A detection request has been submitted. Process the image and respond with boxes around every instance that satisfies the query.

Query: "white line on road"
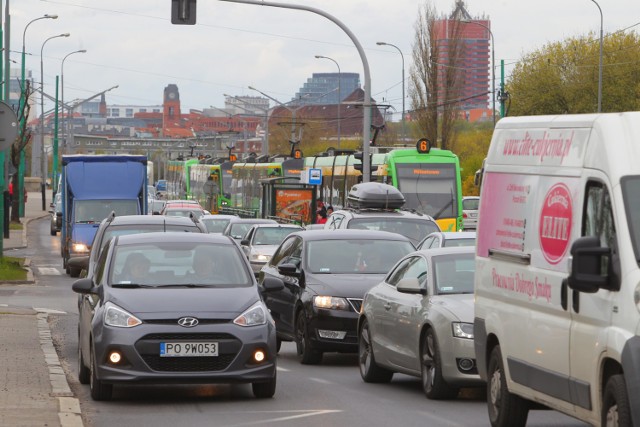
[225,410,342,427]
[309,377,331,384]
[276,366,290,372]
[38,267,62,275]
[34,308,67,315]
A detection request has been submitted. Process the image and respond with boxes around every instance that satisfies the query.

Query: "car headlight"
[104,302,142,328]
[72,242,89,253]
[234,301,267,327]
[313,296,350,311]
[251,253,271,262]
[452,322,474,339]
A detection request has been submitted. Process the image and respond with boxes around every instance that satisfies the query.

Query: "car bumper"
[306,308,359,353]
[438,335,483,387]
[93,321,277,385]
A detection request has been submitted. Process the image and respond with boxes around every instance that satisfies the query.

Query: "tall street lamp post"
[19,14,57,217]
[462,20,495,127]
[376,42,405,142]
[589,0,603,112]
[40,32,70,210]
[60,49,86,190]
[314,55,341,149]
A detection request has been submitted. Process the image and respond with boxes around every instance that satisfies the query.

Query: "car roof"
[103,214,201,226]
[430,231,477,239]
[228,218,278,224]
[115,231,233,246]
[247,223,303,230]
[288,229,413,242]
[332,208,436,220]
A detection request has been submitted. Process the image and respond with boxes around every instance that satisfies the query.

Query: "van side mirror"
[567,236,610,293]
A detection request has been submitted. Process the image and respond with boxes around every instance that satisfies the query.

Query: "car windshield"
[229,223,253,239]
[306,239,414,274]
[149,200,166,213]
[444,237,476,247]
[200,217,232,233]
[253,227,300,245]
[165,209,203,218]
[432,253,475,295]
[74,200,138,223]
[110,242,251,287]
[347,218,439,245]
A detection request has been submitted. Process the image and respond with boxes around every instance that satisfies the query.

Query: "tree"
[409,1,466,150]
[507,31,640,115]
[11,80,34,222]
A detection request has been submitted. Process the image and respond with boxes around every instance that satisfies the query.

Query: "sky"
[10,0,640,121]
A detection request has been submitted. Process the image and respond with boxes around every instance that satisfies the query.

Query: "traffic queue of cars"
[62,179,484,407]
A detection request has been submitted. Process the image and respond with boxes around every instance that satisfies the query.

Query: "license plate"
[470,213,477,218]
[160,342,218,357]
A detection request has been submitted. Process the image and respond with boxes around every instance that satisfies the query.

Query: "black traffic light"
[353,151,364,173]
[353,151,377,183]
[171,0,197,25]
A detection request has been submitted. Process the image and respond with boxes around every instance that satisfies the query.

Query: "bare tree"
[410,1,466,150]
[11,79,33,222]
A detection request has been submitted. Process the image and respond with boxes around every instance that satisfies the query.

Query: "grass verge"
[0,256,27,281]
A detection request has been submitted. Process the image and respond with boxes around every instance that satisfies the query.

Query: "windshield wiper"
[159,284,216,288]
[111,283,155,288]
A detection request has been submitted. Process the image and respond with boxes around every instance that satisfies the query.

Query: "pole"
[218,0,372,180]
[590,0,603,113]
[0,1,5,248]
[315,55,341,149]
[52,75,59,196]
[376,42,405,142]
[500,59,505,118]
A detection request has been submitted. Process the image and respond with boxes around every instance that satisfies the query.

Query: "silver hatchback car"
[358,246,483,399]
[462,196,480,230]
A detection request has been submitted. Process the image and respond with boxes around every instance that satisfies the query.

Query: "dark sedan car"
[73,232,282,401]
[258,229,415,364]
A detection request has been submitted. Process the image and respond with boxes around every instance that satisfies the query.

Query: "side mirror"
[72,278,96,294]
[397,277,427,295]
[68,256,90,271]
[240,239,250,246]
[567,236,610,293]
[277,263,299,277]
[261,276,284,292]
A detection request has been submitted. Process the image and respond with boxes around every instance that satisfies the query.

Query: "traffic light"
[171,0,197,25]
[353,151,364,173]
[353,152,377,183]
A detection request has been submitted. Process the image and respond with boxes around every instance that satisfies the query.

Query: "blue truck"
[61,155,148,277]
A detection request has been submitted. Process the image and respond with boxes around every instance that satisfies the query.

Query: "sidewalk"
[1,190,83,427]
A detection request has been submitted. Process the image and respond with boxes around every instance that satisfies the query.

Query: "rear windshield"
[253,227,301,245]
[347,218,439,245]
[463,198,479,210]
[201,217,232,233]
[306,239,414,274]
[99,224,202,254]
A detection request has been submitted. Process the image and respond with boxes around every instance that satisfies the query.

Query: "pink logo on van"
[539,184,572,264]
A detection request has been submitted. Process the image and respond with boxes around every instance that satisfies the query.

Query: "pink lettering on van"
[539,184,572,264]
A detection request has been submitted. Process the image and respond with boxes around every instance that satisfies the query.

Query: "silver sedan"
[358,246,483,399]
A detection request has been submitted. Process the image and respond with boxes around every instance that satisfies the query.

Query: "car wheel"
[69,267,81,278]
[50,222,57,236]
[358,319,393,383]
[89,346,113,401]
[421,328,459,400]
[602,374,631,427]
[77,330,90,385]
[252,372,276,398]
[487,345,528,427]
[295,310,322,365]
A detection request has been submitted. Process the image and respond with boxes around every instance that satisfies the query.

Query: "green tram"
[304,144,463,231]
[189,162,235,213]
[230,162,283,215]
[166,158,199,200]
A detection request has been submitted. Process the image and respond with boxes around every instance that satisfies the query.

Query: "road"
[4,218,589,427]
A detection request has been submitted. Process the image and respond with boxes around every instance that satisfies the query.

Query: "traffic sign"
[0,101,18,152]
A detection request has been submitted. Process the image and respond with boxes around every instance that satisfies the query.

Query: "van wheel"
[487,345,528,427]
[602,374,631,427]
[422,328,458,399]
[358,319,393,383]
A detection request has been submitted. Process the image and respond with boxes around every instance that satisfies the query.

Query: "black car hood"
[106,286,258,318]
[305,273,385,299]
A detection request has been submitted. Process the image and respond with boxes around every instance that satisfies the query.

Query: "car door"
[261,236,301,339]
[384,255,429,371]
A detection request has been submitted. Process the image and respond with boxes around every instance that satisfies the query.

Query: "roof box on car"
[347,182,405,209]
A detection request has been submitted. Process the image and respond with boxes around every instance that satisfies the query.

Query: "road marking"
[276,366,290,372]
[226,410,342,427]
[309,377,331,384]
[38,267,62,275]
[34,308,67,315]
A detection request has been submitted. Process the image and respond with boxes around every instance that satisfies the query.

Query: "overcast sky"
[11,0,640,120]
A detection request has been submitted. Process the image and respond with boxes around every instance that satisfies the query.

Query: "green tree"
[507,31,640,115]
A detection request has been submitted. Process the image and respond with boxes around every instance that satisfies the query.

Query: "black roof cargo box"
[347,182,405,209]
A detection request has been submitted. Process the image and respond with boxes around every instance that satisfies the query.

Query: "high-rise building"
[433,0,490,111]
[294,73,360,105]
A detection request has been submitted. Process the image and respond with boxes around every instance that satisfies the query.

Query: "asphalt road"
[6,218,590,427]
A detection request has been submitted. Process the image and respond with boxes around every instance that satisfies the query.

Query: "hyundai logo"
[177,317,199,328]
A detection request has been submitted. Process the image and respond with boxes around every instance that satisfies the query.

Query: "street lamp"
[58,49,86,193]
[314,55,341,149]
[461,20,495,127]
[39,32,70,210]
[376,42,405,142]
[589,0,603,112]
[19,14,57,217]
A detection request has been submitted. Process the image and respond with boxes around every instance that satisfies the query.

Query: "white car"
[240,223,304,275]
[461,196,479,230]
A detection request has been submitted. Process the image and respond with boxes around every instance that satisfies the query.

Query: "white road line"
[226,410,342,427]
[34,308,67,315]
[38,267,62,275]
[309,377,331,384]
[276,366,290,372]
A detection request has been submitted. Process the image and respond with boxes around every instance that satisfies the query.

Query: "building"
[433,0,491,112]
[294,72,360,105]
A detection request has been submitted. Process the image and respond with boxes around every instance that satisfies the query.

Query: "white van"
[474,112,640,427]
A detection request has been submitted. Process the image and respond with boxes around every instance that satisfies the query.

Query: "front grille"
[347,298,363,313]
[142,354,236,372]
[142,333,235,341]
[144,319,231,326]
